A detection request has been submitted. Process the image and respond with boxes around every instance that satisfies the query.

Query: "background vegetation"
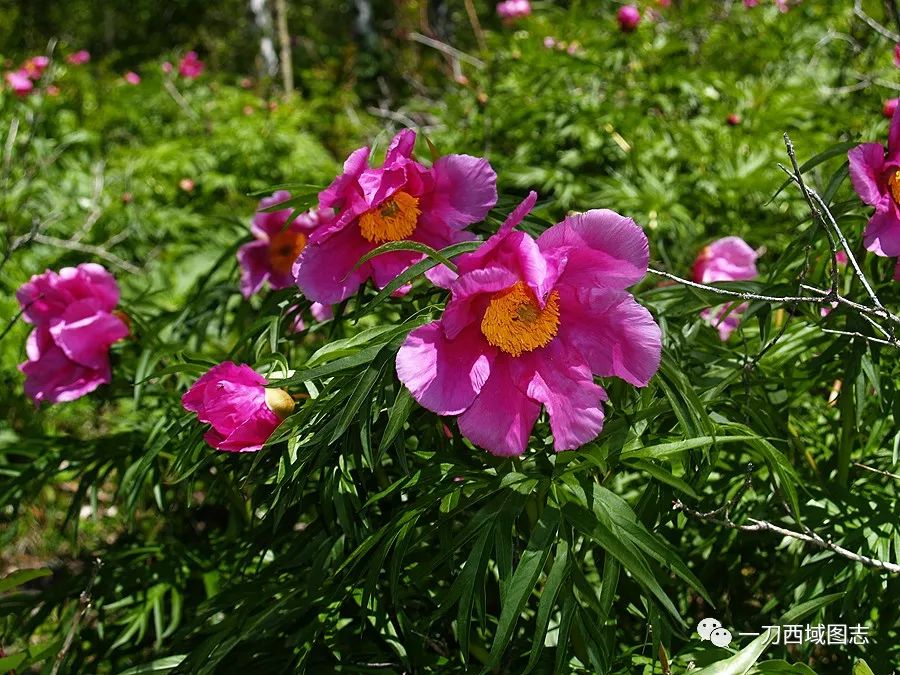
[2,1,900,673]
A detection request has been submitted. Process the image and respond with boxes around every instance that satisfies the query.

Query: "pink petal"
[702,303,746,341]
[215,406,281,452]
[457,356,541,457]
[849,143,887,206]
[385,128,417,164]
[455,192,537,276]
[424,154,498,229]
[293,223,373,304]
[397,321,496,415]
[514,342,608,451]
[537,209,649,290]
[443,266,519,339]
[693,236,758,283]
[252,190,294,237]
[48,302,129,369]
[20,343,110,404]
[182,362,267,413]
[371,250,422,290]
[237,240,272,298]
[319,145,370,210]
[557,288,662,387]
[864,201,900,257]
[310,302,333,322]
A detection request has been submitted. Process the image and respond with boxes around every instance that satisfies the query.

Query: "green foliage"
[2,2,900,674]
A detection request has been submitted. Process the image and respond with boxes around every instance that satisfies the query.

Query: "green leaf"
[852,660,876,675]
[117,655,188,674]
[488,507,560,665]
[350,239,466,275]
[525,538,570,673]
[0,567,51,593]
[381,387,414,450]
[690,630,776,675]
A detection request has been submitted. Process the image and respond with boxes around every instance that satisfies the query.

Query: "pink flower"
[726,113,741,126]
[16,264,129,404]
[182,362,294,452]
[238,191,334,297]
[657,0,671,6]
[46,85,60,97]
[294,128,498,304]
[395,192,661,457]
[849,106,900,258]
[67,50,91,66]
[617,5,641,31]
[162,61,174,74]
[744,0,760,6]
[6,70,33,96]
[885,98,900,119]
[23,56,49,80]
[894,45,900,68]
[179,51,205,79]
[543,36,556,49]
[124,71,141,85]
[179,178,195,192]
[289,302,334,333]
[692,236,758,340]
[496,0,532,21]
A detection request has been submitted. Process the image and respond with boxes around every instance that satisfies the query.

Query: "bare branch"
[408,32,486,69]
[30,233,140,274]
[854,0,900,42]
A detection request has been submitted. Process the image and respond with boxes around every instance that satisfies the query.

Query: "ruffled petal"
[537,209,649,290]
[425,154,498,229]
[215,406,281,452]
[557,288,661,387]
[20,343,110,404]
[49,303,129,369]
[182,362,267,414]
[513,341,608,452]
[294,223,373,304]
[237,240,272,298]
[458,356,541,457]
[863,200,900,257]
[319,145,370,210]
[385,128,417,164]
[455,192,537,276]
[397,321,496,415]
[849,143,887,207]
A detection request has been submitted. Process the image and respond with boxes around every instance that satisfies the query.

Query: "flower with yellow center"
[481,281,561,357]
[359,191,421,243]
[889,170,900,207]
[269,229,307,276]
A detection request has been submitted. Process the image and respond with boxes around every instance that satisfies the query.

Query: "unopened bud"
[265,387,295,419]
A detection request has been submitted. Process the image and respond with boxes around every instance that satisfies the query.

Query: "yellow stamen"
[269,229,307,275]
[480,281,560,357]
[359,191,420,243]
[889,170,900,206]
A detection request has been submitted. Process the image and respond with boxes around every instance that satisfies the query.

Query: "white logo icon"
[697,618,733,647]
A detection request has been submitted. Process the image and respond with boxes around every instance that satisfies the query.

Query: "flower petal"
[49,302,129,369]
[458,357,540,457]
[396,321,495,415]
[425,154,498,229]
[557,288,661,387]
[849,142,887,206]
[319,145,370,210]
[864,201,900,257]
[294,223,373,304]
[385,128,417,163]
[514,341,607,452]
[537,209,649,290]
[237,240,272,298]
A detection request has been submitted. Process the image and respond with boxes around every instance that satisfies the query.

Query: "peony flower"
[885,99,900,119]
[238,190,334,297]
[496,0,532,21]
[179,51,205,79]
[16,263,129,404]
[395,192,661,457]
[182,362,294,452]
[726,113,741,126]
[294,128,497,304]
[617,5,641,31]
[543,36,556,49]
[124,71,141,85]
[849,106,900,258]
[6,70,33,96]
[290,301,334,333]
[693,236,758,340]
[162,61,174,74]
[67,50,91,65]
[23,56,49,80]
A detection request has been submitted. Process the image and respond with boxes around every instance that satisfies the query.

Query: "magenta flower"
[496,0,532,21]
[23,56,49,80]
[16,264,129,404]
[6,70,33,96]
[848,107,900,258]
[395,192,661,457]
[179,51,205,79]
[237,191,334,298]
[617,5,641,31]
[294,128,497,304]
[182,362,294,452]
[124,71,141,85]
[693,236,758,340]
[67,50,91,65]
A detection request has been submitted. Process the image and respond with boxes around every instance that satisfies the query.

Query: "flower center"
[889,170,900,206]
[359,191,420,243]
[480,281,560,357]
[269,229,306,275]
